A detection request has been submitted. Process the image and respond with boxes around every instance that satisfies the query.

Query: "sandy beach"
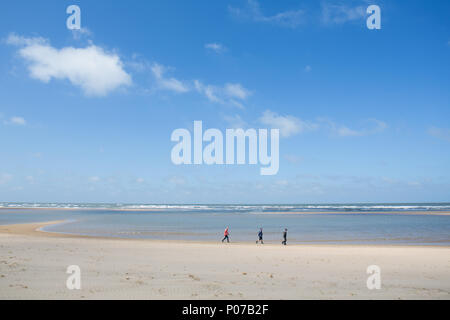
[0,221,448,300]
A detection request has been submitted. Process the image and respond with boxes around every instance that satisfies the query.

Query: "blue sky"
[0,0,449,204]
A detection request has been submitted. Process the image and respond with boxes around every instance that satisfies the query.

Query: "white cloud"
[320,118,387,137]
[223,114,248,129]
[259,110,318,137]
[194,80,220,102]
[0,173,13,184]
[229,100,246,109]
[321,3,366,24]
[229,0,304,28]
[336,126,361,137]
[428,126,450,142]
[257,113,386,138]
[205,43,226,53]
[123,54,250,105]
[7,34,131,96]
[168,175,187,186]
[224,83,251,100]
[6,34,47,46]
[151,63,189,93]
[89,176,100,182]
[7,116,26,126]
[344,119,387,136]
[71,27,92,40]
[194,80,250,108]
[204,86,221,102]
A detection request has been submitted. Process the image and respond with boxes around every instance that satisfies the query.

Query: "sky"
[0,0,449,204]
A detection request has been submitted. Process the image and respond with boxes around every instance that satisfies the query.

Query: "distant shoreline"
[0,207,162,212]
[255,211,450,216]
[1,207,450,215]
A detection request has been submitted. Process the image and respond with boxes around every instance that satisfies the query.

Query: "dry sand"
[0,221,449,299]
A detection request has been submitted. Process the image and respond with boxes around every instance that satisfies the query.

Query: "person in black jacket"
[256,228,264,244]
[282,228,288,245]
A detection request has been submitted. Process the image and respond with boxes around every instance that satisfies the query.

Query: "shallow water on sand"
[1,204,449,245]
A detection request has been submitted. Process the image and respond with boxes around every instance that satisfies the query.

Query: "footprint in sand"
[158,288,166,295]
[9,284,28,289]
[188,274,200,281]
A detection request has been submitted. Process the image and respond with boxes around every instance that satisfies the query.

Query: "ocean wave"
[1,202,450,212]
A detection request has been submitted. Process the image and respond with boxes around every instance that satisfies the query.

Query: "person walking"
[282,228,288,245]
[222,227,230,243]
[256,228,264,244]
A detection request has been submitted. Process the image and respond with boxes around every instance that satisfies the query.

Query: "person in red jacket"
[222,227,230,243]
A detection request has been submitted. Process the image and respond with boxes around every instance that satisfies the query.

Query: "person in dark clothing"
[256,228,264,244]
[282,228,288,245]
[222,227,230,243]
